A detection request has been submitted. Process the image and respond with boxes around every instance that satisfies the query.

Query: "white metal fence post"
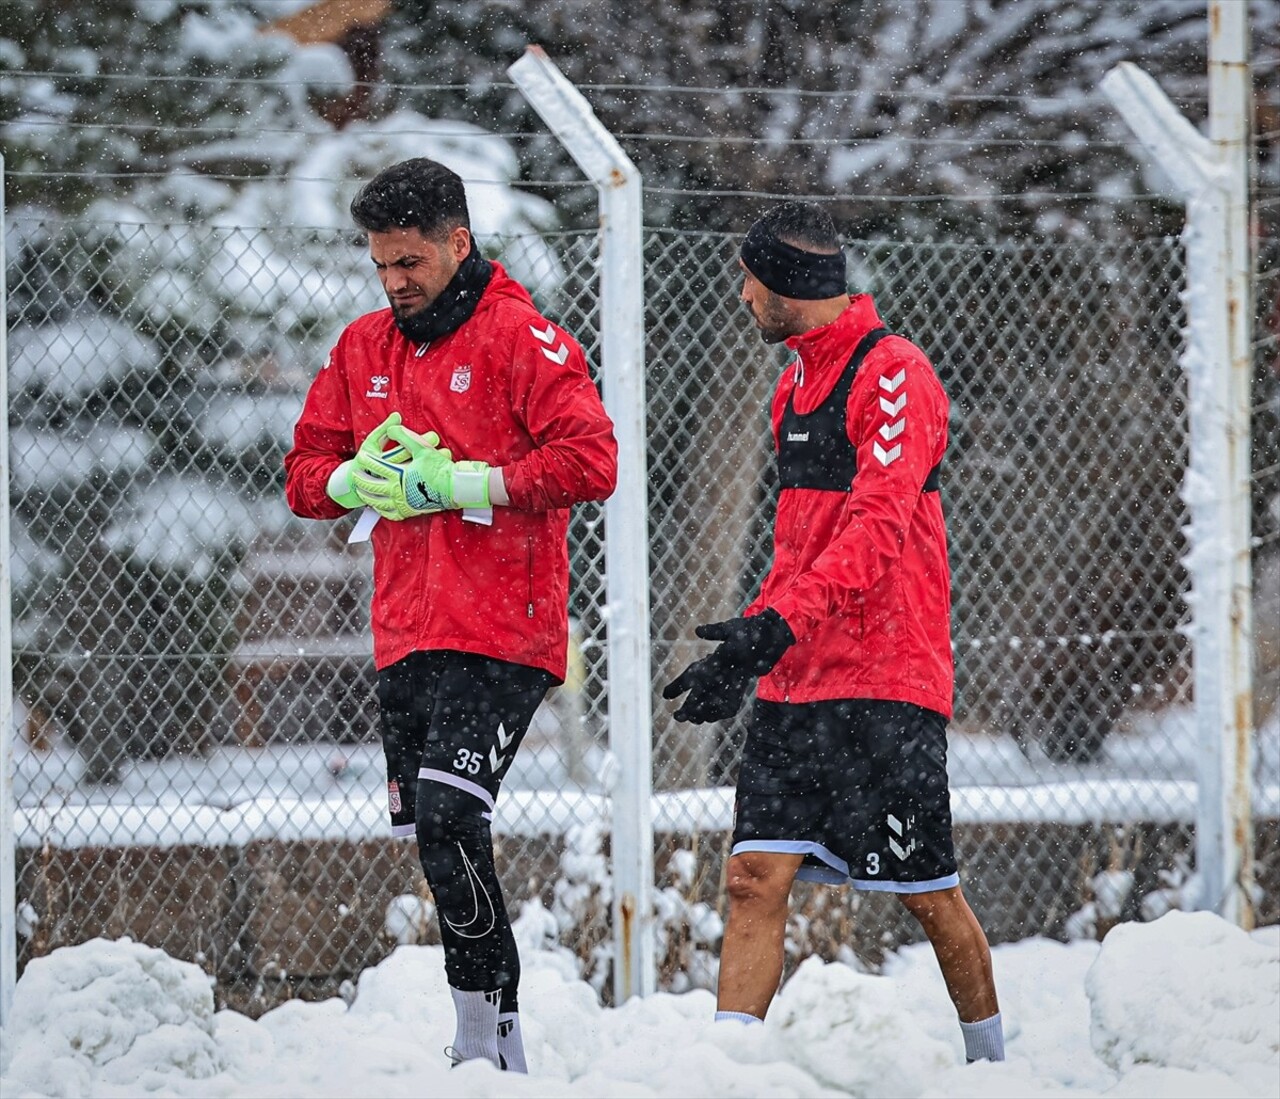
[507,47,656,998]
[1101,0,1254,925]
[1206,0,1256,930]
[1,151,18,1024]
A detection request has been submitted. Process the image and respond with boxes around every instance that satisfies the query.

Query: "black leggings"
[378,651,553,1009]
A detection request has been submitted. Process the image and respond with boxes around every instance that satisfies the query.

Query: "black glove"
[662,609,796,724]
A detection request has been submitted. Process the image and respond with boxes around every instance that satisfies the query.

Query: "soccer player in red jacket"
[664,201,1004,1063]
[285,158,617,1071]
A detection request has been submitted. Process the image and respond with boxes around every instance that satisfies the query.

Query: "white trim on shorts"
[418,767,496,812]
[731,839,851,884]
[732,839,959,893]
[391,822,417,839]
[853,872,960,893]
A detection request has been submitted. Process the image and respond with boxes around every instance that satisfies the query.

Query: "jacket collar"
[784,294,884,386]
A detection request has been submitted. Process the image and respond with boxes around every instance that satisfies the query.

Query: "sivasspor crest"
[387,781,402,814]
[450,364,472,393]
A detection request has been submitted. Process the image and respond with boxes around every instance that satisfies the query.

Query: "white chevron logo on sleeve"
[879,393,907,417]
[530,322,569,362]
[879,368,906,392]
[873,441,902,466]
[540,343,569,364]
[488,722,515,772]
[879,419,906,441]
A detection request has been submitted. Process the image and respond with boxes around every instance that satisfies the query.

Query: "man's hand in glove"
[347,412,455,521]
[327,412,421,512]
[662,608,796,724]
[379,420,491,511]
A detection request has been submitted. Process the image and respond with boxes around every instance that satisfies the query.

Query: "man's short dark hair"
[350,158,471,236]
[756,201,840,253]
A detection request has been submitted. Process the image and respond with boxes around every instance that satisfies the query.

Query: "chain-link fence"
[5,215,621,1004]
[6,211,1278,1008]
[643,229,1273,975]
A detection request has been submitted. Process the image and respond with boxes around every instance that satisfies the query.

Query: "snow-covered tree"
[383,0,1277,238]
[0,1,345,211]
[3,2,571,773]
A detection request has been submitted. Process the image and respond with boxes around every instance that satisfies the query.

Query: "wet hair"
[349,158,471,236]
[753,200,840,253]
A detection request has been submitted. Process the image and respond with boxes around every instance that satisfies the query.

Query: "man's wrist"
[488,467,509,507]
[326,460,363,509]
[450,461,491,508]
[747,607,797,674]
[763,604,800,642]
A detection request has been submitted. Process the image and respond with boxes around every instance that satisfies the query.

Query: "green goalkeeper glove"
[326,414,416,511]
[381,420,492,511]
[347,413,457,521]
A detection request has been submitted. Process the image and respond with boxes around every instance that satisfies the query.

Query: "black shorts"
[376,651,554,837]
[732,697,959,893]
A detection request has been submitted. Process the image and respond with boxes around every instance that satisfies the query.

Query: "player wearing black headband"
[664,201,1004,1063]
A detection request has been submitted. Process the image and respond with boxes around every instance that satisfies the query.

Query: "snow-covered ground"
[0,909,1275,1099]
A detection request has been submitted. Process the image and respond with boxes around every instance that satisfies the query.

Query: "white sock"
[714,1010,764,1025]
[449,987,501,1067]
[960,1012,1005,1062]
[497,1011,528,1073]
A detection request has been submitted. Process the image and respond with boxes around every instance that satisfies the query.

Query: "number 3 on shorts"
[453,748,482,776]
[866,852,881,876]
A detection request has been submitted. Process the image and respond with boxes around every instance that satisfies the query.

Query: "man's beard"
[392,243,493,345]
[756,322,791,345]
[751,300,799,344]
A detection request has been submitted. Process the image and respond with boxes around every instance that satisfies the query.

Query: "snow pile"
[582,990,827,1098]
[771,955,955,1096]
[1,914,1277,1097]
[383,891,435,946]
[1086,911,1280,1089]
[0,937,224,1095]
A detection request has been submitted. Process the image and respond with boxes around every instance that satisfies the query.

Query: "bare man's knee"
[725,855,792,909]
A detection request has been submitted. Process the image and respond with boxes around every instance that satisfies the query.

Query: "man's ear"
[450,225,472,261]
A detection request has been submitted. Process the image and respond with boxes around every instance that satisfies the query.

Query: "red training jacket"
[746,294,954,717]
[284,262,618,679]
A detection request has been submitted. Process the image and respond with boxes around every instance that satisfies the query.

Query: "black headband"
[740,221,847,299]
